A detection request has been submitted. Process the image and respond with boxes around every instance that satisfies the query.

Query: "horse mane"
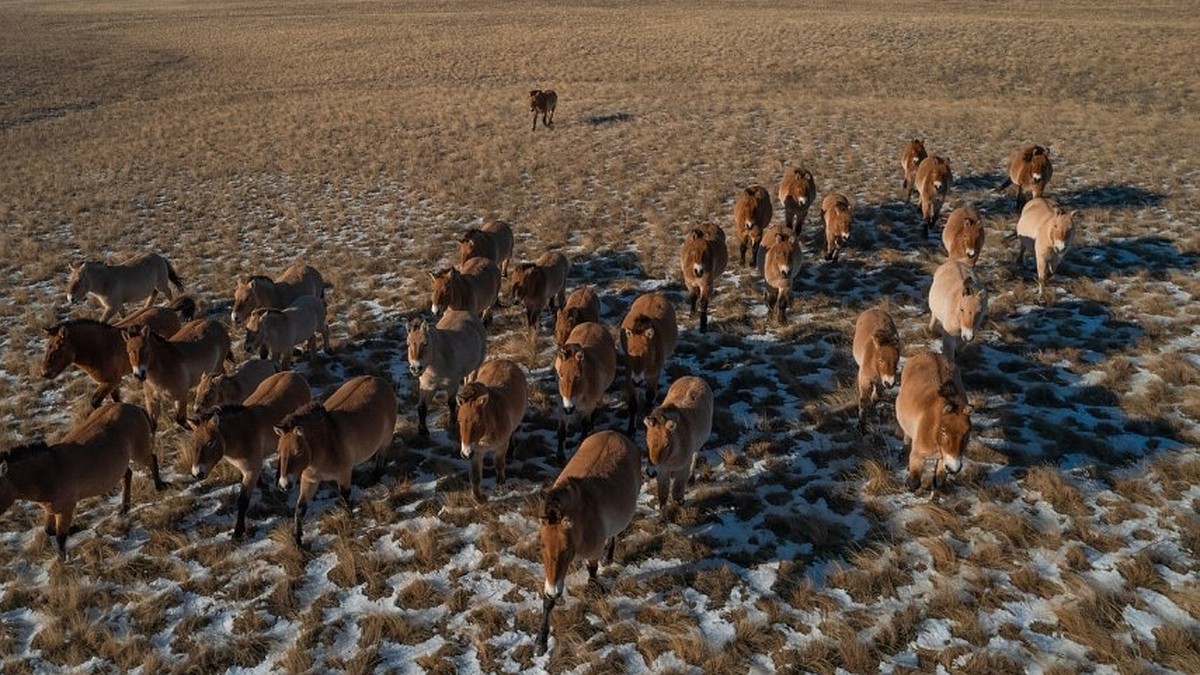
[245,274,274,284]
[628,315,656,333]
[542,478,581,524]
[278,401,328,429]
[199,403,249,421]
[2,442,52,464]
[50,318,115,331]
[456,381,488,403]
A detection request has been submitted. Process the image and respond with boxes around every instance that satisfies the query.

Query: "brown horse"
[620,292,678,436]
[896,351,971,492]
[231,262,326,325]
[733,185,774,267]
[429,257,502,323]
[124,320,232,429]
[66,253,184,322]
[510,251,570,329]
[407,310,487,437]
[762,229,802,323]
[275,375,398,547]
[900,139,928,203]
[459,220,515,277]
[554,286,601,347]
[680,224,728,333]
[536,430,640,655]
[195,358,279,412]
[0,403,162,559]
[189,371,311,538]
[852,308,901,432]
[820,193,853,262]
[243,295,331,368]
[554,322,617,463]
[914,155,953,238]
[530,89,557,130]
[996,144,1053,210]
[456,359,527,502]
[644,376,713,515]
[778,166,818,231]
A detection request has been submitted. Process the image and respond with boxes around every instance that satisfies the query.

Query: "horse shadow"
[801,257,928,306]
[1069,235,1197,279]
[954,171,1006,192]
[585,112,634,126]
[976,183,1166,220]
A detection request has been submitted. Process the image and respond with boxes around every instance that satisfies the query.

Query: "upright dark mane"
[199,403,249,422]
[278,401,328,429]
[456,381,488,403]
[245,274,274,285]
[2,442,52,464]
[50,318,116,331]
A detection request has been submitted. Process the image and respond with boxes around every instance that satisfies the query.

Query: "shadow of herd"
[4,121,1081,654]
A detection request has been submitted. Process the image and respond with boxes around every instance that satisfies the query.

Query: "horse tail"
[170,295,197,320]
[994,176,1013,194]
[136,402,157,435]
[166,261,185,292]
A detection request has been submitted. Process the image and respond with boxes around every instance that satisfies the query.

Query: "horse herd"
[0,135,1080,654]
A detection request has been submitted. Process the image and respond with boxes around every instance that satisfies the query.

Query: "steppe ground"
[1,0,1199,672]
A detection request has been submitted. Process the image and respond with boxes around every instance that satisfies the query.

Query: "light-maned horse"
[407,310,487,437]
[231,262,326,325]
[66,253,184,322]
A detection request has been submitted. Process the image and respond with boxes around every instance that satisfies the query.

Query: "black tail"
[994,177,1013,194]
[166,262,185,291]
[170,295,197,320]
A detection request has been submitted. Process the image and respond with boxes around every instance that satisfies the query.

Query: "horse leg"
[532,112,538,131]
[144,289,158,309]
[469,456,485,503]
[417,391,430,437]
[174,395,190,430]
[150,454,166,491]
[234,471,257,539]
[44,508,56,536]
[54,509,75,560]
[656,470,670,512]
[688,286,699,317]
[739,239,749,267]
[495,447,507,488]
[293,479,318,547]
[307,335,318,362]
[321,325,333,354]
[699,293,709,333]
[556,415,568,464]
[448,394,459,436]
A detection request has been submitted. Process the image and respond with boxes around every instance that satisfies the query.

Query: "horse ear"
[942,402,954,414]
[644,416,657,428]
[645,327,655,339]
[963,405,974,415]
[664,419,677,431]
[427,271,437,280]
[274,426,285,437]
[573,349,584,362]
[294,427,305,439]
[0,461,7,478]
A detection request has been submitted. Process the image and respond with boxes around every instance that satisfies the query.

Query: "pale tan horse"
[0,402,162,559]
[1015,197,1078,300]
[456,359,528,502]
[66,253,184,322]
[231,262,326,325]
[407,310,487,437]
[243,295,332,368]
[124,320,232,429]
[536,430,641,655]
[189,371,311,538]
[275,375,397,547]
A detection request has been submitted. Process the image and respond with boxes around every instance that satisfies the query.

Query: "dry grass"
[1,0,1198,671]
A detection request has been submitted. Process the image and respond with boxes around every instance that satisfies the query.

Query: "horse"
[1014,197,1078,300]
[554,322,617,463]
[458,220,515,277]
[761,229,802,323]
[900,139,928,203]
[123,320,232,429]
[852,308,901,432]
[429,257,501,323]
[66,253,184,322]
[456,359,528,502]
[0,403,162,559]
[510,251,570,329]
[243,295,331,368]
[230,262,326,325]
[996,144,1053,210]
[644,376,713,516]
[820,193,853,262]
[896,351,971,492]
[189,371,311,538]
[530,89,557,130]
[535,430,640,655]
[914,155,952,238]
[733,185,774,267]
[195,359,279,413]
[275,375,397,547]
[680,224,728,332]
[778,166,818,231]
[554,286,601,347]
[928,260,988,361]
[943,205,986,266]
[407,310,487,437]
[619,292,678,436]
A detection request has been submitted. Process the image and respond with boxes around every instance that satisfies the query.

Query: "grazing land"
[1,0,1198,672]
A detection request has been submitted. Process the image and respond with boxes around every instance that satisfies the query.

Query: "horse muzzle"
[882,376,896,388]
[460,443,475,459]
[960,329,975,343]
[561,397,576,415]
[409,363,423,377]
[544,579,564,599]
[278,476,290,491]
[192,464,208,480]
[944,456,963,474]
[1053,241,1066,253]
[133,367,148,381]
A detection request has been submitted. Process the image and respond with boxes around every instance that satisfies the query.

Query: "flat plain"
[1,0,1198,672]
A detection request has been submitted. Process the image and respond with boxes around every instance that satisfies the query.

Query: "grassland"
[1,0,1198,672]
